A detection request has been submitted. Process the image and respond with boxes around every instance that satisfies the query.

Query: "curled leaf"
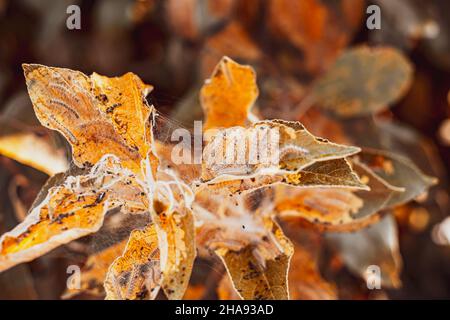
[151,204,196,300]
[202,120,361,180]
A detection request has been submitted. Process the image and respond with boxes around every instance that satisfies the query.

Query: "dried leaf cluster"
[0,55,437,300]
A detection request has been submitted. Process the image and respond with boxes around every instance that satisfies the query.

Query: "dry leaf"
[313,46,413,117]
[23,64,155,174]
[151,200,196,300]
[201,120,365,193]
[0,155,139,272]
[104,224,160,300]
[216,220,293,300]
[328,215,403,288]
[201,56,258,131]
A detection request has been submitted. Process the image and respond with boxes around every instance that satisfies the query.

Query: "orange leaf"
[201,56,258,131]
[23,64,156,174]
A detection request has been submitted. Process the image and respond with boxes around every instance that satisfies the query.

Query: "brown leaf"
[313,46,413,117]
[216,219,293,300]
[211,158,367,195]
[328,215,403,288]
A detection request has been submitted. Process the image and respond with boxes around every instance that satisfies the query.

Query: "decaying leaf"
[275,148,434,232]
[216,220,293,300]
[23,64,155,174]
[201,56,258,131]
[201,119,366,193]
[0,132,68,175]
[0,54,440,301]
[313,46,413,117]
[194,191,292,300]
[328,215,403,288]
[356,149,437,207]
[151,200,196,300]
[104,224,160,300]
[0,155,143,273]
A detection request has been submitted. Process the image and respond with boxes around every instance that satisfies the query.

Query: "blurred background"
[0,0,449,299]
